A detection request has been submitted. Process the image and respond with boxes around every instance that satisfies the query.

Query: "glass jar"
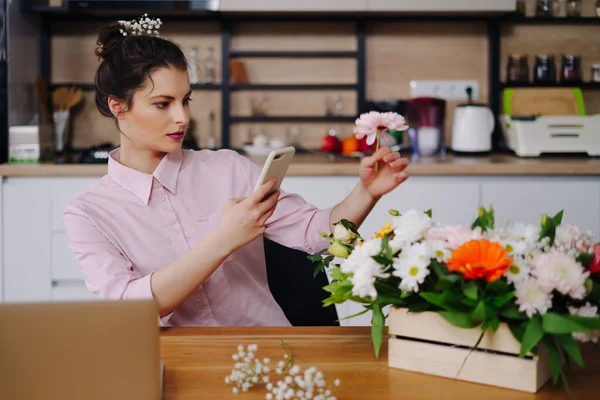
[516,0,527,16]
[566,0,582,17]
[507,54,530,83]
[552,0,566,17]
[591,65,600,82]
[534,55,557,83]
[561,55,582,83]
[536,0,553,16]
[596,0,600,17]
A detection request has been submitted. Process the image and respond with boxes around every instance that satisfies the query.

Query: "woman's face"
[116,66,192,154]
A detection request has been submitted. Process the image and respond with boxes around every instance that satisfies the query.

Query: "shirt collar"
[108,148,183,205]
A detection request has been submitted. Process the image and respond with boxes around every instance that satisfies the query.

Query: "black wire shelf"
[230,116,357,123]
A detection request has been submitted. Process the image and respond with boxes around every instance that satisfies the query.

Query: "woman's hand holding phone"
[216,178,279,253]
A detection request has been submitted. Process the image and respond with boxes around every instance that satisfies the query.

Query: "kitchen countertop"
[0,153,599,177]
[159,326,600,399]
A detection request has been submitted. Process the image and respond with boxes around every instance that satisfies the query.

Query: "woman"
[63,17,410,327]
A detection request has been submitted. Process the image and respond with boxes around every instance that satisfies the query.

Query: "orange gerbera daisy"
[447,238,512,282]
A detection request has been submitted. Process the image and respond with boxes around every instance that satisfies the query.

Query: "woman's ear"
[108,95,127,119]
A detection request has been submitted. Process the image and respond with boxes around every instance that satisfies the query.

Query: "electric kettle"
[451,87,495,153]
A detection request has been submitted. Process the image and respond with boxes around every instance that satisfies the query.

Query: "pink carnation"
[353,111,408,145]
[425,225,482,250]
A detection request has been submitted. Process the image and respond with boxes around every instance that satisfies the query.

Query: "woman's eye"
[154,102,169,109]
[184,97,193,105]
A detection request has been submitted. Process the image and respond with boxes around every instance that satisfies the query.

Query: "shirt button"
[173,229,179,235]
[161,195,167,202]
[198,302,207,310]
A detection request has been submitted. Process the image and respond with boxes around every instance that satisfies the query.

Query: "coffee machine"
[405,97,447,157]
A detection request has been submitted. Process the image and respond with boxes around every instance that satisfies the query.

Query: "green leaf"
[408,301,433,312]
[486,280,509,295]
[552,210,564,226]
[519,315,544,358]
[340,219,358,234]
[491,291,515,308]
[508,321,527,342]
[553,334,584,367]
[419,291,464,313]
[499,303,527,320]
[576,252,595,267]
[381,236,393,261]
[375,295,408,306]
[539,214,557,247]
[313,264,324,277]
[486,314,500,332]
[470,301,487,324]
[388,209,400,217]
[471,206,495,232]
[542,337,563,385]
[590,280,600,303]
[462,281,479,301]
[438,311,481,329]
[371,303,384,358]
[338,306,371,321]
[435,274,461,291]
[460,298,478,307]
[542,313,600,334]
[328,267,346,282]
[424,209,432,218]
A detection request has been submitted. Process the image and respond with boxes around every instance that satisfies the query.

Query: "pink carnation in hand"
[353,111,408,145]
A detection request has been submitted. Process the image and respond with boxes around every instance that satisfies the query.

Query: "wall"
[49,1,600,150]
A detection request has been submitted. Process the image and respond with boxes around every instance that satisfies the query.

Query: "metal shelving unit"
[16,4,600,160]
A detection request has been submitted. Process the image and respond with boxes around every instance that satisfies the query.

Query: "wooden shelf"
[230,116,356,123]
[501,82,600,89]
[229,51,358,58]
[229,84,357,91]
[50,83,222,91]
[501,15,600,24]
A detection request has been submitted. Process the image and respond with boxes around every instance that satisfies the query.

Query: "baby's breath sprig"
[225,341,341,399]
[118,13,162,37]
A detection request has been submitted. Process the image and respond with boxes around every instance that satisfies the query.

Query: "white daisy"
[388,209,433,251]
[423,238,452,263]
[392,242,431,293]
[514,279,553,318]
[505,255,532,284]
[531,250,589,299]
[568,303,600,343]
[340,238,389,301]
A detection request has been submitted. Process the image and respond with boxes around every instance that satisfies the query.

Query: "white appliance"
[451,103,495,153]
[501,114,600,157]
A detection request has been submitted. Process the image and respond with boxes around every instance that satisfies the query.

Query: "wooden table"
[160,327,600,399]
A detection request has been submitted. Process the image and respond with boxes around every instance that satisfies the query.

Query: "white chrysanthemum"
[425,224,482,250]
[568,303,600,343]
[388,209,433,251]
[531,250,589,299]
[340,238,389,300]
[505,255,532,284]
[554,224,596,256]
[392,242,431,293]
[423,239,452,263]
[514,279,553,318]
[486,225,538,257]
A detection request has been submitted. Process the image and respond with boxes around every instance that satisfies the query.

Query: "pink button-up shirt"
[63,148,332,326]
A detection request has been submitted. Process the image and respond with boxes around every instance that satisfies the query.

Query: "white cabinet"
[221,0,367,11]
[481,177,600,238]
[367,0,516,12]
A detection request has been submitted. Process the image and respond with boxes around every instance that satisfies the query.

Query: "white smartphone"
[253,146,296,195]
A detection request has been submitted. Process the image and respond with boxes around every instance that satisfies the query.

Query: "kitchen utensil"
[501,114,600,157]
[503,88,584,117]
[405,97,446,157]
[451,87,495,153]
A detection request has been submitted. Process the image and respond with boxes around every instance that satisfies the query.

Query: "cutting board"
[503,88,585,117]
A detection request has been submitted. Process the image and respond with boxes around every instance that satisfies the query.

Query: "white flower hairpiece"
[118,13,162,37]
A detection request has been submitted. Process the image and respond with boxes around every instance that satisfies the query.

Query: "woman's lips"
[167,132,184,141]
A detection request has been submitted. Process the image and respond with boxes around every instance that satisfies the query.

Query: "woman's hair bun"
[95,23,126,60]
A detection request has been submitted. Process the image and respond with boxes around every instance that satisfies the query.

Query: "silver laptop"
[0,299,162,400]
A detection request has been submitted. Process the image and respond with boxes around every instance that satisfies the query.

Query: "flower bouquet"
[310,207,600,392]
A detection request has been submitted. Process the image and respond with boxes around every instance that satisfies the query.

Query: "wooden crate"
[387,308,552,393]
